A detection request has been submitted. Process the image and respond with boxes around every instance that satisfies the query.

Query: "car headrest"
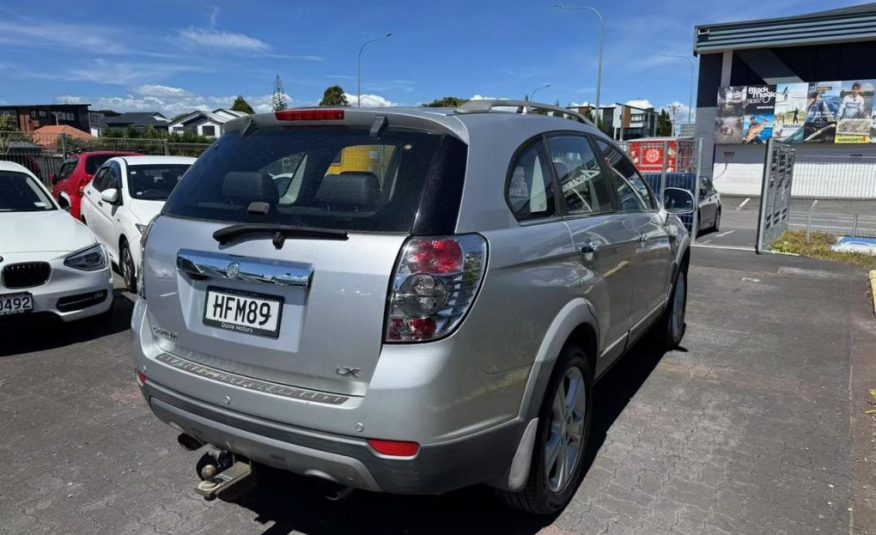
[221,171,279,206]
[315,172,380,206]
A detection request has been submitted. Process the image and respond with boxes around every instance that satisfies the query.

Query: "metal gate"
[756,139,795,253]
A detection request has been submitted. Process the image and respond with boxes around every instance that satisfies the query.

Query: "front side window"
[92,168,110,191]
[0,171,56,212]
[58,162,76,181]
[545,135,614,216]
[506,139,555,220]
[596,140,657,213]
[127,164,190,201]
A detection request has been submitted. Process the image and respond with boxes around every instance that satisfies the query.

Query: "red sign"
[627,140,679,173]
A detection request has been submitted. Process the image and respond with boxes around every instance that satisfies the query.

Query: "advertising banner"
[835,80,874,144]
[803,81,841,143]
[627,140,678,173]
[774,83,808,143]
[742,85,776,144]
[714,86,746,144]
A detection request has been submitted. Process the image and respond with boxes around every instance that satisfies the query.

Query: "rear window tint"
[162,127,445,233]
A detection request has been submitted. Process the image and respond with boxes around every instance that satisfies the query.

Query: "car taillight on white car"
[385,235,487,343]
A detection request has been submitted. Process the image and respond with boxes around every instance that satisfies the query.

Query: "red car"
[51,151,140,220]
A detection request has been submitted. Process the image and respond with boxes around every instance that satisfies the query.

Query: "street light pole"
[554,4,604,117]
[357,33,392,108]
[528,83,552,102]
[661,53,696,125]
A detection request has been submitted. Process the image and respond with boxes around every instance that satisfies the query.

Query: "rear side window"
[506,140,555,220]
[163,127,448,232]
[545,135,615,216]
[596,140,657,211]
[58,161,76,181]
[85,155,115,175]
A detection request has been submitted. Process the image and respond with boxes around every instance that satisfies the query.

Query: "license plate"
[0,292,33,316]
[203,287,283,338]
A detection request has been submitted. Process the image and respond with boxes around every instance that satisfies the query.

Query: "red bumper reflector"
[136,370,147,387]
[275,109,344,121]
[367,439,420,457]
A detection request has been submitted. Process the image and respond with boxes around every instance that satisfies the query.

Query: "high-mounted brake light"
[275,109,345,121]
[385,235,487,343]
[367,439,420,458]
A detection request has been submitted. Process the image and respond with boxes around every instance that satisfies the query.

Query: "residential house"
[103,112,170,134]
[32,125,95,151]
[168,109,248,139]
[0,104,91,134]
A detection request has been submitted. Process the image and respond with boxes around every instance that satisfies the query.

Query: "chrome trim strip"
[154,353,349,405]
[599,333,628,359]
[630,299,668,333]
[177,249,313,288]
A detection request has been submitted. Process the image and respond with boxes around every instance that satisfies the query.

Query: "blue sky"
[0,0,866,119]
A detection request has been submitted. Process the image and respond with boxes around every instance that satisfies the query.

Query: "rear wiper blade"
[213,223,349,249]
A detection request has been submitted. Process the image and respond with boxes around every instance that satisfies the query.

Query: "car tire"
[120,241,137,293]
[497,345,593,515]
[712,208,721,232]
[658,268,687,348]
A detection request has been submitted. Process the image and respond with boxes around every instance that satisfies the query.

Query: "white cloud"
[59,90,293,117]
[661,101,695,128]
[569,101,593,108]
[177,27,270,52]
[344,93,397,107]
[470,94,500,101]
[67,59,204,85]
[0,20,128,54]
[136,85,191,97]
[625,99,655,110]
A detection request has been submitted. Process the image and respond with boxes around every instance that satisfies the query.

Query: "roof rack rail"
[456,100,594,126]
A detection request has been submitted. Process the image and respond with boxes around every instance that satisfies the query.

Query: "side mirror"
[664,187,695,214]
[100,188,120,205]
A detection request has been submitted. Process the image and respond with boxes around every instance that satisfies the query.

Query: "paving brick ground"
[1,248,874,534]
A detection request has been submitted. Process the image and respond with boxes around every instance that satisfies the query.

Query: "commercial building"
[693,4,876,197]
[573,104,658,140]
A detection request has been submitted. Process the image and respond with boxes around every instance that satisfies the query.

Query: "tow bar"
[194,449,254,500]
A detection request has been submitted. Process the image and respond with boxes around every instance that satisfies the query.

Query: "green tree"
[319,85,349,107]
[0,113,15,132]
[422,96,468,108]
[143,125,161,139]
[271,75,288,111]
[657,109,673,137]
[124,125,140,139]
[231,96,255,114]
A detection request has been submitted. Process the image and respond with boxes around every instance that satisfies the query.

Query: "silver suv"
[131,101,691,515]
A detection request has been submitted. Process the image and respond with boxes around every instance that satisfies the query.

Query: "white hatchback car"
[0,161,113,322]
[82,156,195,292]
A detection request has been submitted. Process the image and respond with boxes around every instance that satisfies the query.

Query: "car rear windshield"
[0,171,56,212]
[162,126,446,232]
[127,164,190,201]
[86,155,116,175]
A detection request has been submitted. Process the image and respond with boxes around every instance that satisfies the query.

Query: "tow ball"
[194,448,253,500]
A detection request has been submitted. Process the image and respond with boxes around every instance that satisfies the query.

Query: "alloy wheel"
[544,366,587,493]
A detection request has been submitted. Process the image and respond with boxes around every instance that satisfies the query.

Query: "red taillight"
[385,235,487,343]
[136,370,147,387]
[406,239,463,274]
[275,109,344,121]
[367,439,420,458]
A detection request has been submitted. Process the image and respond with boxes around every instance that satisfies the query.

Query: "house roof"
[169,108,245,126]
[104,112,169,128]
[694,3,876,54]
[33,125,95,140]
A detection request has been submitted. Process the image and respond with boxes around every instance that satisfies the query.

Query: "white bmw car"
[0,161,113,321]
[81,156,195,292]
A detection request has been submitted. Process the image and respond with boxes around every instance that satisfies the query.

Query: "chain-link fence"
[618,138,704,235]
[788,154,876,238]
[0,132,211,185]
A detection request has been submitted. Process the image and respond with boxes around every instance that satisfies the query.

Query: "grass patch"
[771,231,876,269]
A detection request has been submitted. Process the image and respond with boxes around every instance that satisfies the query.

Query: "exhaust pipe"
[177,433,205,451]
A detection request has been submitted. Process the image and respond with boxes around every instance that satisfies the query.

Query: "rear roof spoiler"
[456,100,595,126]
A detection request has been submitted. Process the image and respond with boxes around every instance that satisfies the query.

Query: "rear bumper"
[141,378,524,495]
